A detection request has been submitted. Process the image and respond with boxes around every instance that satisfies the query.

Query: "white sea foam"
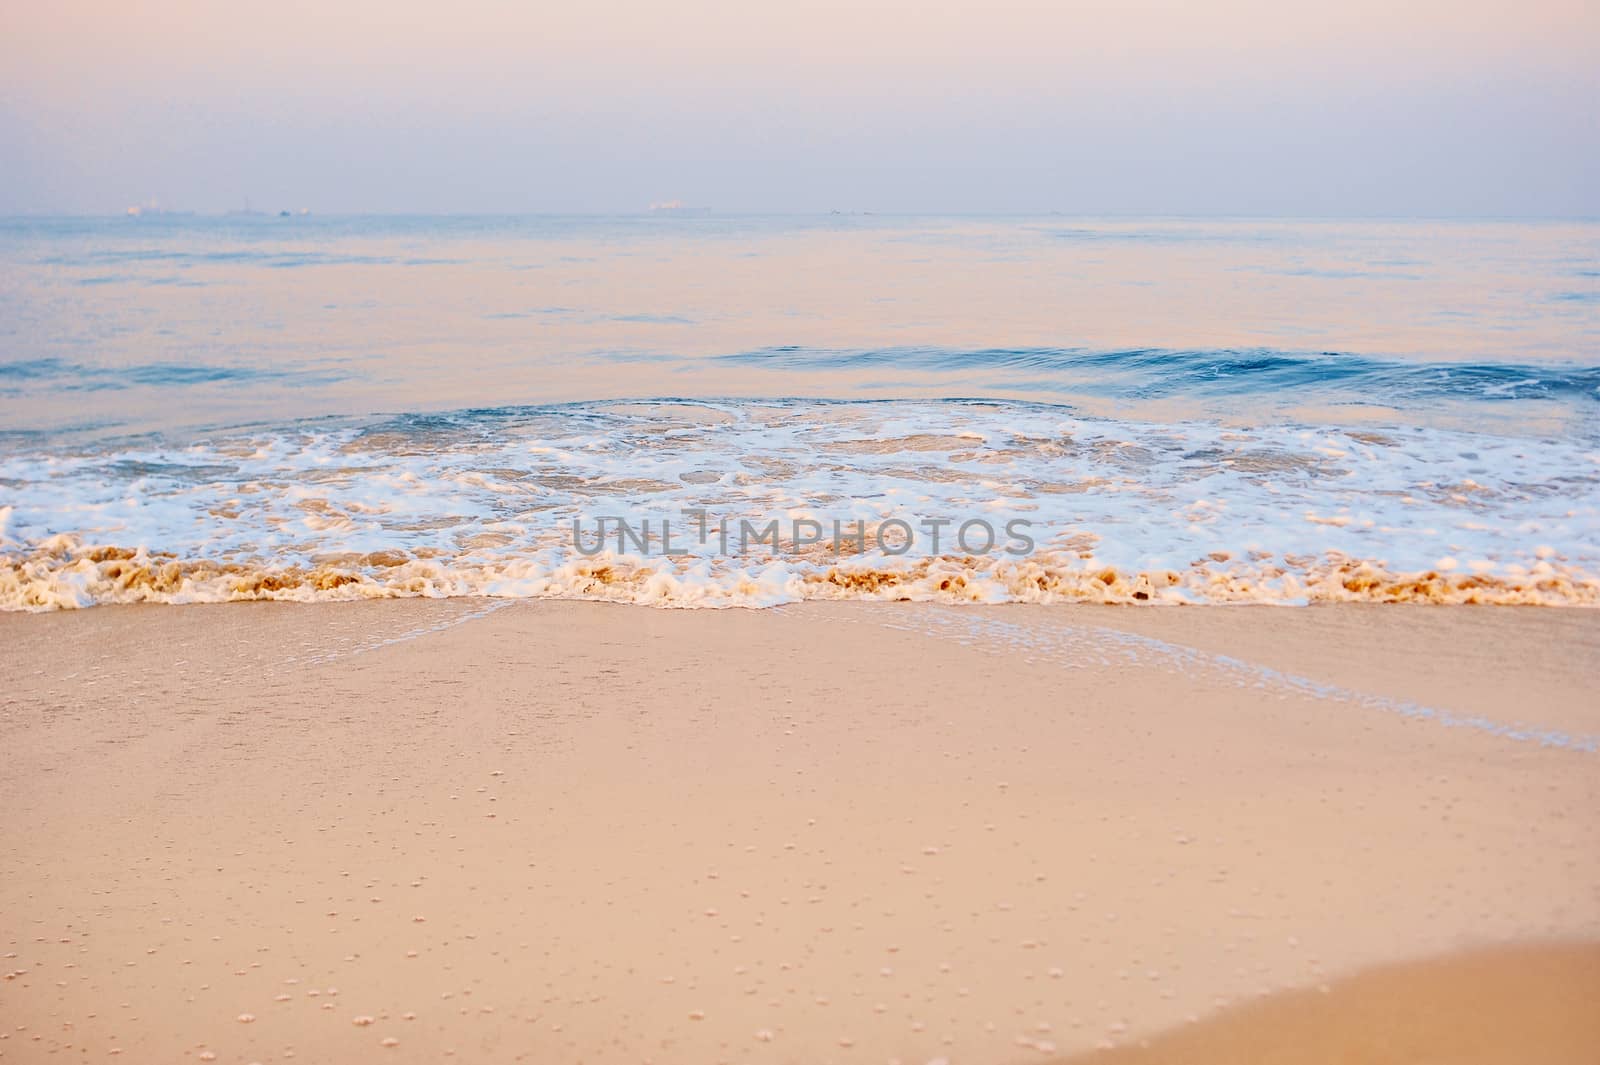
[2,400,1597,609]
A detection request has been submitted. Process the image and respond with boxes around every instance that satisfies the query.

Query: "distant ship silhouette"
[124,199,192,217]
[649,201,710,216]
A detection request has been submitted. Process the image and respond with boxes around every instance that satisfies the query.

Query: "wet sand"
[1061,941,1600,1065]
[1,601,1597,1063]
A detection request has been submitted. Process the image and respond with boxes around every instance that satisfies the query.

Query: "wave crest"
[5,539,1595,611]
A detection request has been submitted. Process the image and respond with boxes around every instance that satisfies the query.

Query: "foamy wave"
[3,399,1597,610]
[4,538,1596,611]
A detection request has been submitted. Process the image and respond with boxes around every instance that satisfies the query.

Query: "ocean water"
[1,214,1596,609]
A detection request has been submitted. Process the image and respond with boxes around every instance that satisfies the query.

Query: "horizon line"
[3,209,1599,224]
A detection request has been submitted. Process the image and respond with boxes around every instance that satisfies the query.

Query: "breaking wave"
[2,398,1597,610]
[721,346,1600,405]
[3,539,1596,610]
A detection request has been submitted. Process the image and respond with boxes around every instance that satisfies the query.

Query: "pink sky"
[3,0,1596,214]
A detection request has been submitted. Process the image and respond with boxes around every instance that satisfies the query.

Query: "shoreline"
[6,543,1599,612]
[3,600,1596,1062]
[1059,940,1600,1065]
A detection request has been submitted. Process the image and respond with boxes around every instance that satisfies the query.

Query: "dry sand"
[1,601,1597,1064]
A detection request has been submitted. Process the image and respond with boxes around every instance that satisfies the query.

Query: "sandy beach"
[2,601,1596,1064]
[8,0,1598,1058]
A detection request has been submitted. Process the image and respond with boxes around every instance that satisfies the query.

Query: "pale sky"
[2,0,1596,216]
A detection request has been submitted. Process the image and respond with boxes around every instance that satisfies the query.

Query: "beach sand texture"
[2,601,1596,1063]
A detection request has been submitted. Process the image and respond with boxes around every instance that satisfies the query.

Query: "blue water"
[2,213,1596,439]
[721,345,1600,404]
